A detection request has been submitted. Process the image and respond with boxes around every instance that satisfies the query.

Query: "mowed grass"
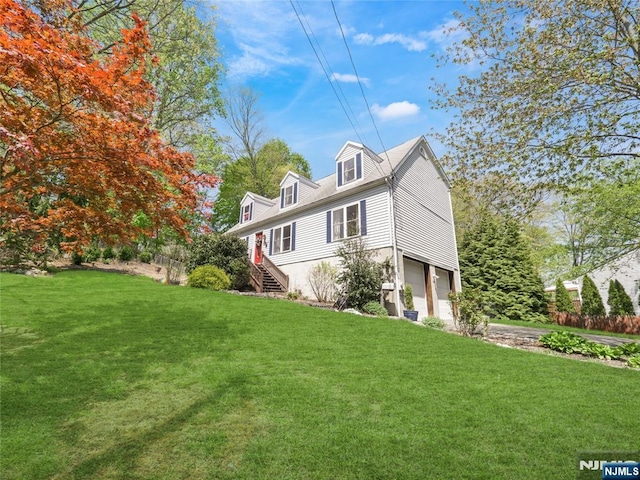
[1,271,638,480]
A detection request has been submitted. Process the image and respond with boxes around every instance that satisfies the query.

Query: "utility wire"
[289,0,366,147]
[330,0,394,173]
[294,1,369,147]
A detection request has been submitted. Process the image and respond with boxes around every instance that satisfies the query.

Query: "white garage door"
[403,258,427,321]
[435,267,453,321]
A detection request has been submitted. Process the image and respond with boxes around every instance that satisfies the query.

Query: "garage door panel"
[403,258,427,320]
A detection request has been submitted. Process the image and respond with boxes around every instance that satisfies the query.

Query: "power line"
[294,1,369,147]
[330,0,394,173]
[289,0,366,147]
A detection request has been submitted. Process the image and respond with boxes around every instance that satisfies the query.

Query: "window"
[343,157,356,183]
[281,183,298,208]
[242,203,252,222]
[284,185,294,206]
[337,152,362,187]
[327,200,367,243]
[272,223,294,254]
[332,203,359,241]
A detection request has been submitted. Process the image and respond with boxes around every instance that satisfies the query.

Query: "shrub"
[608,280,635,316]
[138,251,153,264]
[538,331,588,354]
[187,265,231,291]
[307,261,338,303]
[403,284,415,311]
[102,246,115,261]
[627,355,640,369]
[186,234,250,290]
[287,290,303,301]
[118,245,135,261]
[335,238,383,311]
[362,301,388,317]
[422,316,445,330]
[83,244,101,263]
[612,342,640,357]
[581,275,605,315]
[554,279,576,313]
[71,251,83,265]
[450,289,488,336]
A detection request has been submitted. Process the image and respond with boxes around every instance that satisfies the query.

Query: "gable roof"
[228,136,446,234]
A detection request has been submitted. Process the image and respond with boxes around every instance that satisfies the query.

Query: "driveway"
[487,323,634,347]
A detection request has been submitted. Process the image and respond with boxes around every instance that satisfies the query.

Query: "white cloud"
[353,32,374,45]
[371,101,420,120]
[424,19,468,48]
[331,72,370,87]
[353,32,427,52]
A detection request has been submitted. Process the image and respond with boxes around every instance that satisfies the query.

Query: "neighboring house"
[227,136,461,321]
[576,250,640,315]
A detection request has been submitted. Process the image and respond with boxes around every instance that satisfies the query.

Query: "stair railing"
[248,261,263,293]
[262,254,289,291]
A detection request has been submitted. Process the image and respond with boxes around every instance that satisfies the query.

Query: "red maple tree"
[0,0,217,264]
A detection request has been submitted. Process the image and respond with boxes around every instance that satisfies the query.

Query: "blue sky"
[211,0,470,180]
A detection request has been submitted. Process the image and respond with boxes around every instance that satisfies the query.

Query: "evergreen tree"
[580,275,605,316]
[554,279,576,313]
[608,280,635,316]
[458,212,548,322]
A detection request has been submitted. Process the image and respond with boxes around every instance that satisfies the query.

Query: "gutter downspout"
[386,175,402,314]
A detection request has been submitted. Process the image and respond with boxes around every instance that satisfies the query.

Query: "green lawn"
[1,271,638,480]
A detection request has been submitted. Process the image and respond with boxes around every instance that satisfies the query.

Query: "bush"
[138,251,153,264]
[450,289,489,336]
[627,355,640,369]
[336,238,383,311]
[608,280,635,316]
[102,246,115,261]
[539,331,588,354]
[287,290,302,301]
[554,279,576,313]
[403,284,415,311]
[187,265,231,291]
[71,251,83,265]
[362,301,388,317]
[422,316,445,329]
[307,261,338,303]
[186,234,250,290]
[581,275,605,315]
[118,245,135,261]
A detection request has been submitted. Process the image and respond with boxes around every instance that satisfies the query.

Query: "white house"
[227,136,461,321]
[576,250,640,314]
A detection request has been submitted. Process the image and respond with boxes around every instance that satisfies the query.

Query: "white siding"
[394,148,459,273]
[238,184,392,268]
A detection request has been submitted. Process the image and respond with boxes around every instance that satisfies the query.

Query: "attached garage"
[434,267,453,321]
[403,258,428,321]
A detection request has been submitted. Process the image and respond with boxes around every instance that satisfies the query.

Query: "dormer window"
[284,185,294,206]
[280,182,298,208]
[240,202,252,223]
[337,152,362,187]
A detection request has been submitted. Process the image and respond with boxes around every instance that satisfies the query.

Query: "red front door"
[254,232,263,264]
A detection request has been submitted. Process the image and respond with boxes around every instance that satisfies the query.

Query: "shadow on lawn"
[67,371,257,479]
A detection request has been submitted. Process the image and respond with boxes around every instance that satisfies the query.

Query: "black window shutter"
[293,182,298,204]
[326,210,332,243]
[280,189,285,208]
[291,222,296,251]
[249,202,253,220]
[360,199,367,236]
[337,162,343,187]
[269,229,273,256]
[356,153,362,179]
